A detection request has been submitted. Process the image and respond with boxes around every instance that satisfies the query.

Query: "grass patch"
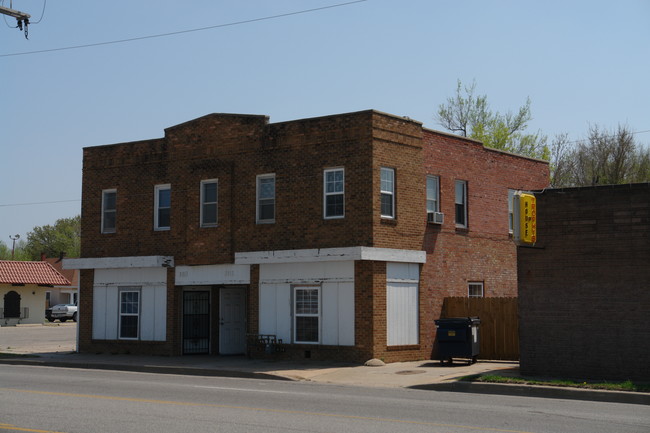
[460,374,650,393]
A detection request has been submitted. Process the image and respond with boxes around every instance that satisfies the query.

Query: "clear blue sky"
[1,0,649,244]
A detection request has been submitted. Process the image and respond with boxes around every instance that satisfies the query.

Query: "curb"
[0,358,294,382]
[409,381,650,406]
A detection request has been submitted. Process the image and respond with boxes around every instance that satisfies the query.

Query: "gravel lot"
[0,323,77,354]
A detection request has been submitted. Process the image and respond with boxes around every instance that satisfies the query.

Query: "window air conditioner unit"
[427,211,444,224]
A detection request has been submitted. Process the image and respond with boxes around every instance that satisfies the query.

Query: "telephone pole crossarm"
[0,5,30,20]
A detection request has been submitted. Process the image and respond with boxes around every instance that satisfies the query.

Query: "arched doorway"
[4,290,20,319]
[3,291,21,318]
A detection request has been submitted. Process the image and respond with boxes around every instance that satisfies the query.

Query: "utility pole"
[9,234,20,260]
[0,4,31,38]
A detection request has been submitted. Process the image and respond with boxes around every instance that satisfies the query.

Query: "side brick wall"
[420,130,549,360]
[518,183,650,380]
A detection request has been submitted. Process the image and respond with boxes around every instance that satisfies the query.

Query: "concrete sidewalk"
[0,351,648,405]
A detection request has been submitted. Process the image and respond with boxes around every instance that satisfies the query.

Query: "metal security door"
[219,288,246,355]
[183,291,210,354]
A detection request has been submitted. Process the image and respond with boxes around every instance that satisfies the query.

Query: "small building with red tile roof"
[0,260,71,325]
[44,256,79,309]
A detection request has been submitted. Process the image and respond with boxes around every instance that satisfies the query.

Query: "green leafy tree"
[437,80,549,160]
[24,215,81,260]
[0,239,31,260]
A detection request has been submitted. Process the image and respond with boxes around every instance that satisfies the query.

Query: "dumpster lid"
[435,316,480,325]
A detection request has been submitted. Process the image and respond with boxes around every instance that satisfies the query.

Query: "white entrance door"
[219,288,246,355]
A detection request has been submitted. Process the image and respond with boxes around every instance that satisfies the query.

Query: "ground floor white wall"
[92,268,167,341]
[258,261,355,346]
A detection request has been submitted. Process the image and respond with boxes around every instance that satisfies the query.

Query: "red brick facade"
[75,110,549,361]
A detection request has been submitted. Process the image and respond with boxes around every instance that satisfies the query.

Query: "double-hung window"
[154,184,171,230]
[426,176,439,214]
[324,168,344,219]
[294,286,320,344]
[101,189,116,233]
[468,282,484,298]
[380,167,395,219]
[200,180,218,227]
[119,288,140,339]
[257,174,275,223]
[455,180,467,228]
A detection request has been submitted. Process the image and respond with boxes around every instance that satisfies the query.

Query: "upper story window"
[455,180,467,228]
[508,189,516,234]
[324,168,344,219]
[257,174,275,223]
[154,184,171,231]
[468,282,484,298]
[201,180,218,227]
[380,167,395,219]
[426,176,440,213]
[101,189,116,234]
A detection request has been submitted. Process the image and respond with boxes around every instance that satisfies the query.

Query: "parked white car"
[48,304,77,322]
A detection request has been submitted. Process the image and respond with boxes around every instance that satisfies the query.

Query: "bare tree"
[550,125,650,187]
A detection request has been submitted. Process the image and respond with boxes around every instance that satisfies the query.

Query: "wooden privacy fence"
[441,297,519,360]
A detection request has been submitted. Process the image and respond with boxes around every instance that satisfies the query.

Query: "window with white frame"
[294,286,320,344]
[324,168,344,219]
[154,184,171,230]
[508,189,515,234]
[455,180,467,227]
[200,180,218,227]
[380,167,395,218]
[468,282,484,298]
[426,176,439,214]
[101,189,116,233]
[256,174,275,223]
[119,288,140,339]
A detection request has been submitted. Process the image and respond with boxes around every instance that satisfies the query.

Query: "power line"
[0,199,80,207]
[558,128,650,146]
[0,0,367,58]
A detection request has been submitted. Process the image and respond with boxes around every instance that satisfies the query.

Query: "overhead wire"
[555,128,650,147]
[29,0,47,24]
[0,0,367,58]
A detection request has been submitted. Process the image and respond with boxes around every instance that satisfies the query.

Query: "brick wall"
[82,111,430,263]
[420,130,549,360]
[78,110,550,361]
[518,183,650,380]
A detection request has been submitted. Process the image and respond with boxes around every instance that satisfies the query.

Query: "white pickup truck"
[48,304,78,322]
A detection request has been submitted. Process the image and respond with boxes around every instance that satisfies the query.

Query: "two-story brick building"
[65,110,549,362]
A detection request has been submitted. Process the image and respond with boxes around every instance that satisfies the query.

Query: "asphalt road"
[1,364,648,433]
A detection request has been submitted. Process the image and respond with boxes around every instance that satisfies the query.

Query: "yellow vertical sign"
[519,193,537,244]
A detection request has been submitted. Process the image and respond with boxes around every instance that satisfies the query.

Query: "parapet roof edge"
[165,112,270,132]
[86,110,428,150]
[268,109,424,127]
[536,182,650,194]
[422,126,549,164]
